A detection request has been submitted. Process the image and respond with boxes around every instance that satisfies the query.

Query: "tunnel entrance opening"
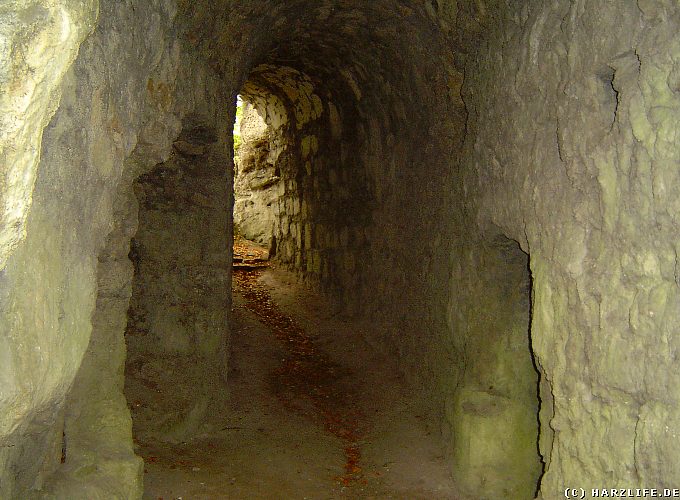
[232,94,281,254]
[122,116,232,448]
[234,64,329,284]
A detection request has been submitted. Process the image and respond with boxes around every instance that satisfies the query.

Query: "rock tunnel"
[2,1,680,498]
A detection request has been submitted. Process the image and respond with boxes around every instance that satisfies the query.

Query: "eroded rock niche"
[446,234,541,497]
[124,119,232,443]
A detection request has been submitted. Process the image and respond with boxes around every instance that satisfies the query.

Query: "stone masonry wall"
[240,64,371,297]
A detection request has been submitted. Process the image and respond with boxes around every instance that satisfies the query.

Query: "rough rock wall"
[0,0,232,497]
[460,0,680,495]
[125,119,232,444]
[53,178,143,499]
[233,101,283,245]
[0,0,98,270]
[3,0,679,498]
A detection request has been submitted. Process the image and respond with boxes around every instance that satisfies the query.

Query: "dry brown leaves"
[233,268,367,488]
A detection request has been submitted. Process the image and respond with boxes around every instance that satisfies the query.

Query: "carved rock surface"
[1,1,679,498]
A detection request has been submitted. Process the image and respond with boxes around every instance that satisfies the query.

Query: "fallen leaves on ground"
[233,267,367,487]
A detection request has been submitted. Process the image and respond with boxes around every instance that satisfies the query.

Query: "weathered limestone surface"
[1,0,680,498]
[233,100,283,245]
[0,0,232,497]
[462,1,680,494]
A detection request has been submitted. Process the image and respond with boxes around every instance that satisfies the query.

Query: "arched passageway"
[119,14,542,493]
[3,1,679,499]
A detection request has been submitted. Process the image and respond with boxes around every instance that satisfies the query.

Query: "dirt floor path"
[131,248,459,499]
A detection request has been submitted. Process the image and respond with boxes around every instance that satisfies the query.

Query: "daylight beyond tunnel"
[3,1,679,499]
